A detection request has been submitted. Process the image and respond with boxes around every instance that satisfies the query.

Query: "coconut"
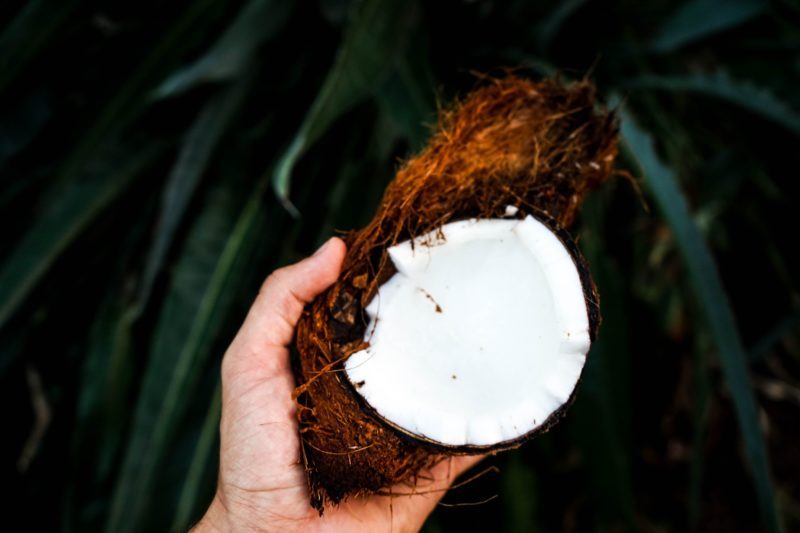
[293,75,618,513]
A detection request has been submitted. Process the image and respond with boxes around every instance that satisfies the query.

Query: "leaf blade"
[0,143,162,331]
[272,0,415,210]
[536,0,590,51]
[105,180,269,533]
[135,77,252,313]
[153,0,292,99]
[170,381,221,533]
[651,0,767,53]
[627,72,800,135]
[619,107,780,533]
[0,0,80,95]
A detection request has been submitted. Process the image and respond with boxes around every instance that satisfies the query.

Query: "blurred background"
[1,0,799,531]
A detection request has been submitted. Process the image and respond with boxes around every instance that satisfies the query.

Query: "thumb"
[224,237,346,375]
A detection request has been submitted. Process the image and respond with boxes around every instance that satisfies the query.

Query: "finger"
[385,454,486,530]
[251,236,346,346]
[215,237,346,497]
[223,237,346,376]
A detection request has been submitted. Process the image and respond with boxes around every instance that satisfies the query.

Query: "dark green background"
[1,0,798,531]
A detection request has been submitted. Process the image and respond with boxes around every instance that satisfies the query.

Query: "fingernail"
[313,238,333,257]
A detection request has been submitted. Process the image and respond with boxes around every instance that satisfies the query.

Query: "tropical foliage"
[1,0,798,531]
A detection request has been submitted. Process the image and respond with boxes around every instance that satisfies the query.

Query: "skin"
[194,237,482,532]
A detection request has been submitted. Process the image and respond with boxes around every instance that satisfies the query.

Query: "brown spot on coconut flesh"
[451,374,457,380]
[355,380,366,389]
[417,287,443,313]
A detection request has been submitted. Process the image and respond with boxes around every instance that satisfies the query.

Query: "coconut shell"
[292,74,619,513]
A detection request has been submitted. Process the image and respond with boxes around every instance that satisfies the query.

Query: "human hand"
[194,237,482,532]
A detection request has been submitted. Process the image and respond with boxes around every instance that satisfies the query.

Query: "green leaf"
[68,310,135,529]
[628,72,800,135]
[58,0,218,185]
[272,0,416,214]
[171,381,221,533]
[105,179,269,533]
[619,107,780,533]
[571,193,636,526]
[376,31,436,152]
[0,1,220,328]
[0,89,50,168]
[501,452,541,533]
[77,309,137,484]
[651,0,767,53]
[751,311,800,361]
[535,0,589,51]
[60,201,153,530]
[153,0,292,100]
[135,77,252,313]
[689,335,712,528]
[312,116,396,242]
[0,0,80,95]
[0,143,162,331]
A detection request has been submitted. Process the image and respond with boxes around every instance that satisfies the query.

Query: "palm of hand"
[197,239,480,533]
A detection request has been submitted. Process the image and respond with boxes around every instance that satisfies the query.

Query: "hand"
[195,237,482,532]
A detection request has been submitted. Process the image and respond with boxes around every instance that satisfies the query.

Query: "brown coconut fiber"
[293,74,619,513]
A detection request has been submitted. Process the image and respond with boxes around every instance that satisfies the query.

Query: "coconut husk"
[292,74,619,513]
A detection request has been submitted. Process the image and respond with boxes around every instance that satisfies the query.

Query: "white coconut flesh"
[344,214,592,447]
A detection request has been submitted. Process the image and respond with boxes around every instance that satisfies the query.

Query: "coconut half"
[293,75,618,512]
[344,214,592,449]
